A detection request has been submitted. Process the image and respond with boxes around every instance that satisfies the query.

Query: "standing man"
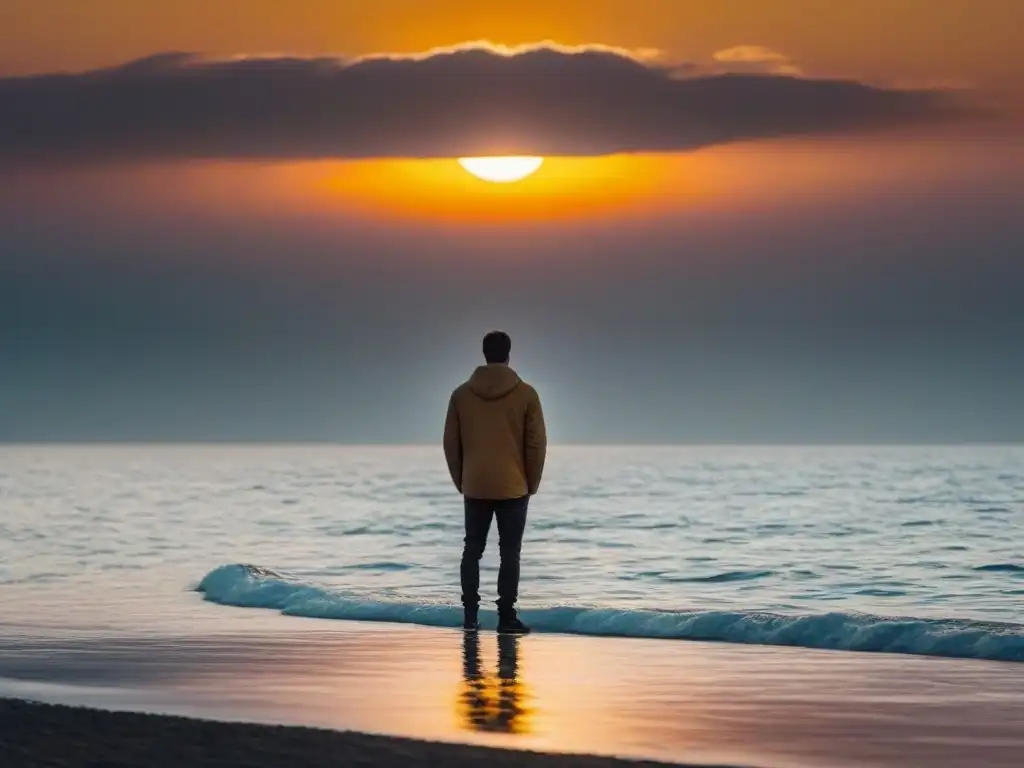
[444,331,547,634]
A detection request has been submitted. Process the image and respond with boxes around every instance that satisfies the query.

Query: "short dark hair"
[482,331,511,364]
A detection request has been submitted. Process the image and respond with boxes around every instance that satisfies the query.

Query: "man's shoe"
[462,607,480,631]
[496,614,531,635]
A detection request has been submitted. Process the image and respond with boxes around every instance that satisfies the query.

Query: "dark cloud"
[0,44,961,164]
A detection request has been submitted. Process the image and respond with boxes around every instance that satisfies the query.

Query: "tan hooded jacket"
[443,364,547,500]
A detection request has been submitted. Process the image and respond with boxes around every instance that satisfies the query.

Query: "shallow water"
[1,445,1022,654]
[2,620,1023,768]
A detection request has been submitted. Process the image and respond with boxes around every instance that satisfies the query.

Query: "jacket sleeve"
[442,392,463,493]
[524,389,548,495]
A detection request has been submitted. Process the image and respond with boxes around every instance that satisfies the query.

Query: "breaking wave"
[198,564,1024,663]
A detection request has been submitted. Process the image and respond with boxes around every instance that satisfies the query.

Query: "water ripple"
[3,445,1023,628]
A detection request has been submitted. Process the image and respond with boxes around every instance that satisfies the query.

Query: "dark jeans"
[461,496,529,615]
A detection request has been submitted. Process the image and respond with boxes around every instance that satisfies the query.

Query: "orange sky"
[0,0,1019,227]
[2,2,1023,444]
[6,133,1019,237]
[2,0,1021,90]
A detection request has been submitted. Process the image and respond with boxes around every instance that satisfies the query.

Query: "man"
[444,331,547,634]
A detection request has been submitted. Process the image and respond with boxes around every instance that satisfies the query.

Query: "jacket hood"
[467,364,521,401]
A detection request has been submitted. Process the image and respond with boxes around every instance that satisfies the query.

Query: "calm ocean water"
[2,445,1022,660]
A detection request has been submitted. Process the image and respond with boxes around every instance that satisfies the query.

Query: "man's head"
[482,331,512,365]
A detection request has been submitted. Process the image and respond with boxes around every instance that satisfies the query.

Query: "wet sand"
[1,615,1023,768]
[1,698,720,768]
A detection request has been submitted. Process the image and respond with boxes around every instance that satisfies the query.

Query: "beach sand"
[2,613,1023,768]
[0,698,722,768]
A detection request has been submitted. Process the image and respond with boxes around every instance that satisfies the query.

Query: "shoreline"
[197,563,1024,664]
[3,619,1024,767]
[0,698,739,768]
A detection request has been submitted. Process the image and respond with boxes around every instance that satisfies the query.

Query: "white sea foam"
[198,563,1024,663]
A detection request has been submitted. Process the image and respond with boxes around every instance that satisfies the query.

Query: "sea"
[1,444,1022,662]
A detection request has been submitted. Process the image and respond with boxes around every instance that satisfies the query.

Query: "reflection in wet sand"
[3,621,1024,767]
[458,632,533,735]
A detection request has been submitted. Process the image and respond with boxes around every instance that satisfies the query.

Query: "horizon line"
[1,440,1021,448]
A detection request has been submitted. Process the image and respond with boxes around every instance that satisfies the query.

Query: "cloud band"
[0,44,960,164]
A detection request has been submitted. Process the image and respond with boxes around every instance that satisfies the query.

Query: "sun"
[457,156,544,183]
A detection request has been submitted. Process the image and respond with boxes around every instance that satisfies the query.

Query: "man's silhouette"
[444,331,547,634]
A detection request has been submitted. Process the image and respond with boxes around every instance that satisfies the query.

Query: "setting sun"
[457,156,544,183]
